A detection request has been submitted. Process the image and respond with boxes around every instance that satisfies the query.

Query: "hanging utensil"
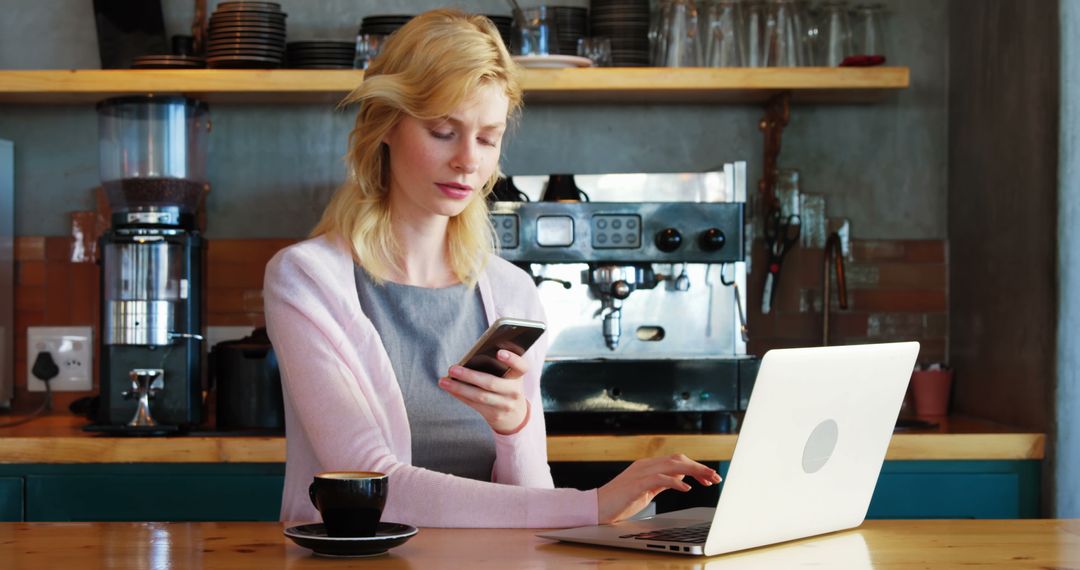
[761,210,801,314]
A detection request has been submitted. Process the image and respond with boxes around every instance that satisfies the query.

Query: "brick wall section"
[746,239,948,364]
[13,236,98,413]
[10,236,947,411]
[205,239,296,326]
[11,236,296,413]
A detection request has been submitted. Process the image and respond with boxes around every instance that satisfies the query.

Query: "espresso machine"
[91,96,209,434]
[491,164,758,434]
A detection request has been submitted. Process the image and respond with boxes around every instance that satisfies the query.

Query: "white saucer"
[512,55,592,69]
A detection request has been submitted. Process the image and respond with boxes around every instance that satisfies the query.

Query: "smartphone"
[456,317,546,377]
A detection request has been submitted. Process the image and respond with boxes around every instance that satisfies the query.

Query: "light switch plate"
[27,326,93,392]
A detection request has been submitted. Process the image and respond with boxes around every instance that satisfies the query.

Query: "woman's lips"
[436,183,472,200]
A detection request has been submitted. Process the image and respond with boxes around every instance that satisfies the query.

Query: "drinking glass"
[795,0,817,66]
[577,37,612,67]
[764,0,802,67]
[817,1,852,66]
[354,34,386,69]
[518,6,559,57]
[658,0,702,67]
[851,3,887,58]
[704,0,745,67]
[744,1,768,67]
[650,0,664,65]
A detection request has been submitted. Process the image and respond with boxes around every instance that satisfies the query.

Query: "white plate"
[512,55,593,69]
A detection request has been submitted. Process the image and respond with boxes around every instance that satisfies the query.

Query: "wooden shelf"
[0,67,909,105]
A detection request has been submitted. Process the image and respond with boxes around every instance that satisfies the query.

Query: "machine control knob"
[611,280,632,300]
[654,228,683,252]
[699,228,726,251]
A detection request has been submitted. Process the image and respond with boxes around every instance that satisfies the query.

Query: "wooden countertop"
[1,520,1076,568]
[0,414,1044,464]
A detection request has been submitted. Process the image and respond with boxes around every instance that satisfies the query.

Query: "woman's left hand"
[438,349,529,435]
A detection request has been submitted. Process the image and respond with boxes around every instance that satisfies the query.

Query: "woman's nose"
[451,141,480,174]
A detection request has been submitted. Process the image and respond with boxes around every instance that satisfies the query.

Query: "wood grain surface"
[0,519,1075,569]
[947,0,1060,434]
[0,414,1045,463]
[0,67,909,104]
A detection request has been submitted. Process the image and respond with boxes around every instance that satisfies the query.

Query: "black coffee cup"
[308,471,388,537]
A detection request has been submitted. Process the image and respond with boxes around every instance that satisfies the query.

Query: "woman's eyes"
[429,130,498,147]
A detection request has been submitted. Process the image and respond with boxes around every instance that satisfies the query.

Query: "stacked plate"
[131,55,206,69]
[358,15,413,36]
[207,1,287,69]
[589,0,650,66]
[553,7,588,56]
[286,41,355,69]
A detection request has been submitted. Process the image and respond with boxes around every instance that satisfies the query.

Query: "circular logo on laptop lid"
[802,419,839,473]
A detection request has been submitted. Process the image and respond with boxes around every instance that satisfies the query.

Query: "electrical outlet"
[27,326,93,392]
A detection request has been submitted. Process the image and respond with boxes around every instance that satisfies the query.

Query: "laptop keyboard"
[619,522,711,544]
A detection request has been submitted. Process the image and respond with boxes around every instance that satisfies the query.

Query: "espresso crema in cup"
[316,471,386,480]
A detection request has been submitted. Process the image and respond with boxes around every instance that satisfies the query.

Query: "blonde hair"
[312,9,523,286]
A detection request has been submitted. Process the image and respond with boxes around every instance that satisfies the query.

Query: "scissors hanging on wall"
[761,210,801,314]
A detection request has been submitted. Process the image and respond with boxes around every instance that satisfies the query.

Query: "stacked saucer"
[286,41,355,69]
[589,0,650,66]
[131,55,206,69]
[553,7,588,56]
[207,1,287,69]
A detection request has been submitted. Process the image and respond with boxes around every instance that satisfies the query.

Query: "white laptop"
[538,341,920,557]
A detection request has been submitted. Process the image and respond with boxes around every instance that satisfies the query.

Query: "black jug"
[211,327,285,432]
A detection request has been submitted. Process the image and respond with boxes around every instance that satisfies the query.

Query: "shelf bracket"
[758,91,791,218]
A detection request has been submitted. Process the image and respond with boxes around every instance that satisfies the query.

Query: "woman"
[264,9,720,528]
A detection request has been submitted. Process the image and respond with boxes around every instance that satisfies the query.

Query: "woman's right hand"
[597,454,722,524]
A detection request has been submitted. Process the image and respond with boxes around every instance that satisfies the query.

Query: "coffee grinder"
[91,96,209,434]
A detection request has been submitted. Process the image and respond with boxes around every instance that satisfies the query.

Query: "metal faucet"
[823,232,848,346]
[587,264,657,350]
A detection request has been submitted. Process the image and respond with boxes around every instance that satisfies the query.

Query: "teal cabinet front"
[0,460,1041,521]
[0,465,283,522]
[868,460,1040,519]
[0,477,23,521]
[553,460,1041,520]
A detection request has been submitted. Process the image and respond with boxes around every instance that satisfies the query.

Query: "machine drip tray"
[83,423,183,437]
[544,412,738,435]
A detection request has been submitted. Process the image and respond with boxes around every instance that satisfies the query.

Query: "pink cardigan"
[263,234,599,527]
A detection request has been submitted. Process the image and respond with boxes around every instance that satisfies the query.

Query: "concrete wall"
[1056,0,1078,519]
[0,0,948,240]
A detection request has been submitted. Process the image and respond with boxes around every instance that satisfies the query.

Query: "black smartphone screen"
[460,320,545,377]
